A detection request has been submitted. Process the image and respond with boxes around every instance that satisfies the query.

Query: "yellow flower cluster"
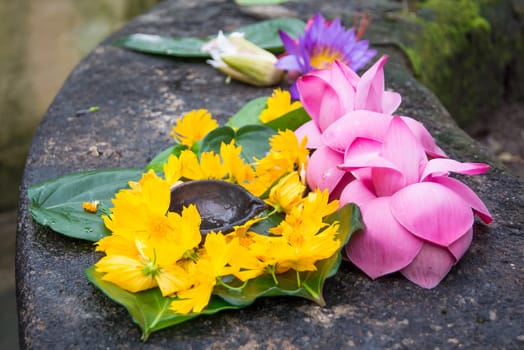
[95,111,341,315]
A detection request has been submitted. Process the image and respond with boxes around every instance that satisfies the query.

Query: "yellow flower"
[171,109,218,148]
[244,131,308,197]
[96,170,204,296]
[82,200,99,213]
[265,172,305,213]
[226,237,266,281]
[95,238,193,296]
[220,141,254,184]
[259,89,302,124]
[267,130,309,174]
[169,259,216,314]
[199,151,227,180]
[95,254,157,293]
[102,170,172,241]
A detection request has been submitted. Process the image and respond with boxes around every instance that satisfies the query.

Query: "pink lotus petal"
[329,172,356,201]
[400,117,447,158]
[322,110,392,153]
[382,91,402,115]
[339,178,377,208]
[339,153,398,172]
[295,120,323,149]
[334,60,360,87]
[327,61,357,112]
[390,182,474,246]
[371,167,407,197]
[344,137,382,159]
[346,197,423,279]
[421,158,490,181]
[306,146,346,193]
[355,55,388,113]
[381,117,427,186]
[400,242,455,289]
[297,75,344,131]
[431,176,492,223]
[448,227,473,261]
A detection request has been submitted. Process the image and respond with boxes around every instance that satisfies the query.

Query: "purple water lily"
[276,13,377,80]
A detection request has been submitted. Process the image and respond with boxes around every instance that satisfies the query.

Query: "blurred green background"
[0,1,161,348]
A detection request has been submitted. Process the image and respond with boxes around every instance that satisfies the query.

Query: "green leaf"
[114,18,305,57]
[28,169,143,241]
[146,144,187,172]
[86,267,241,341]
[198,126,236,156]
[215,203,363,307]
[235,125,276,161]
[228,96,268,128]
[264,107,311,132]
[199,125,276,163]
[86,203,362,339]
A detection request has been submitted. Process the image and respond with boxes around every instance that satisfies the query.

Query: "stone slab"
[16,0,523,349]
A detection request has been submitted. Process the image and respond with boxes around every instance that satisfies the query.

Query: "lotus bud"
[202,31,283,87]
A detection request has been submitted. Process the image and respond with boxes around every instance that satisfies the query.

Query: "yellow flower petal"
[259,89,302,124]
[95,255,157,293]
[171,109,218,147]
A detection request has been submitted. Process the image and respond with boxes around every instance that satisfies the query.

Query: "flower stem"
[217,277,248,292]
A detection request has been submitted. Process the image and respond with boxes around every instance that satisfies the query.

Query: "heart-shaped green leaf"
[146,144,187,172]
[199,125,276,163]
[86,267,242,341]
[86,203,362,339]
[114,18,305,57]
[264,106,311,132]
[28,169,143,241]
[228,96,268,128]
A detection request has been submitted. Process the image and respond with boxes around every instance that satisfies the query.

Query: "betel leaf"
[114,17,305,57]
[146,144,187,172]
[86,203,362,339]
[86,267,242,341]
[265,106,311,132]
[199,124,276,163]
[228,96,268,128]
[214,203,363,307]
[28,169,143,241]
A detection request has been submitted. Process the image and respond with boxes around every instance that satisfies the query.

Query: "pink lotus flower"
[295,55,401,146]
[338,116,492,288]
[293,55,446,197]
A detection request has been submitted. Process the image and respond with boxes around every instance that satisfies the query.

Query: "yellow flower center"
[148,215,170,240]
[310,46,345,69]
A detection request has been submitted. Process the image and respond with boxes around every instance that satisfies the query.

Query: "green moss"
[401,0,503,125]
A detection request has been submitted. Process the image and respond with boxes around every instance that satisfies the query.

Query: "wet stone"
[16,0,523,349]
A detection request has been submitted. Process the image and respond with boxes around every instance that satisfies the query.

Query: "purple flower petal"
[390,182,474,247]
[400,242,455,289]
[346,197,424,279]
